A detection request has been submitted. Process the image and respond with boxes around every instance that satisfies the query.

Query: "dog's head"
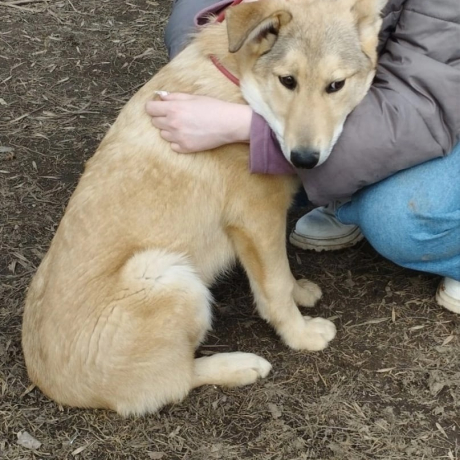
[226,0,387,168]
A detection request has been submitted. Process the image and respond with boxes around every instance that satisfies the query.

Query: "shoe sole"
[436,285,460,314]
[289,226,364,252]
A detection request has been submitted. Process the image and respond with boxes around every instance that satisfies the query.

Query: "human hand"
[145,93,252,153]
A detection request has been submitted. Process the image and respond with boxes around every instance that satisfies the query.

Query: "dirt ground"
[0,1,459,459]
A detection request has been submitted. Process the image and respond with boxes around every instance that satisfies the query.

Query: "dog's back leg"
[111,250,271,414]
[104,249,214,416]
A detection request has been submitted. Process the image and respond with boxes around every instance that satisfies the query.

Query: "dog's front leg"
[228,225,336,351]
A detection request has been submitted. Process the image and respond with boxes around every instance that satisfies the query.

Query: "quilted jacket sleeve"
[251,0,460,205]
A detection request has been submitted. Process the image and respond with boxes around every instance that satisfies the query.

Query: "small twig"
[67,0,79,13]
[315,362,328,388]
[0,1,36,11]
[8,106,45,124]
[2,0,47,4]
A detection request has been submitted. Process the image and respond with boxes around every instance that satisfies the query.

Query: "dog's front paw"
[293,279,322,307]
[284,316,336,351]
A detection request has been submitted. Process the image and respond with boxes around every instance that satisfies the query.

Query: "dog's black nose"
[290,148,320,169]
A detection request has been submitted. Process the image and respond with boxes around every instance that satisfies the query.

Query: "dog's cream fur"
[22,0,386,416]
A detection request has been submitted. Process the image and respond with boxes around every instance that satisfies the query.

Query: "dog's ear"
[225,2,292,54]
[347,0,387,60]
[348,0,387,41]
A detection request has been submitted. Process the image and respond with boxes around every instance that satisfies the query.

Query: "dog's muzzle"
[290,148,320,169]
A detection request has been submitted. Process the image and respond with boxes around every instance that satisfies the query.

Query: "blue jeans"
[337,143,460,281]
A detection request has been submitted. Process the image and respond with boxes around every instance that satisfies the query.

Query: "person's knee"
[338,145,460,271]
[164,0,222,59]
[352,186,429,266]
[164,1,196,59]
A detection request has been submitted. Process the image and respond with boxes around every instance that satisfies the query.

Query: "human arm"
[146,93,252,153]
[146,94,295,173]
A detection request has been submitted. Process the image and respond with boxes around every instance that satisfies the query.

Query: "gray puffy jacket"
[291,0,460,204]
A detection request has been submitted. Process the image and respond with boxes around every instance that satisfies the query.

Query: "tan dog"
[22,0,386,416]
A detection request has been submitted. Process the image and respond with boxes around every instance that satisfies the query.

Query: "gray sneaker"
[289,201,364,251]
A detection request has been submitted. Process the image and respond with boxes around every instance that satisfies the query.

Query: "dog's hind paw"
[223,352,272,387]
[194,352,272,388]
[285,316,336,351]
[294,278,322,307]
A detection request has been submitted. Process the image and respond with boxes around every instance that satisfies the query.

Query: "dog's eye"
[279,76,297,91]
[326,80,345,94]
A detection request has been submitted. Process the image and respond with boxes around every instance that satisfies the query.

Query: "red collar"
[210,0,244,86]
[210,55,240,86]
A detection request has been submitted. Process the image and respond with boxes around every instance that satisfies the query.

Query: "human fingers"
[150,114,170,131]
[157,127,189,152]
[145,100,169,117]
[159,129,174,143]
[154,92,195,102]
[160,130,193,153]
[146,92,193,114]
[170,143,184,153]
